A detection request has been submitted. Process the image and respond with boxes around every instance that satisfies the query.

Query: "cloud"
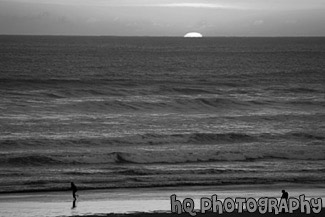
[86,17,98,24]
[0,0,237,9]
[253,20,264,25]
[1,0,325,36]
[145,3,230,9]
[2,0,325,10]
[285,19,297,24]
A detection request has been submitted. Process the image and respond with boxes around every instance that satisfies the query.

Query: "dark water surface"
[0,36,324,192]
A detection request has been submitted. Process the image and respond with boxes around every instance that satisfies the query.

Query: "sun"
[184,32,203,38]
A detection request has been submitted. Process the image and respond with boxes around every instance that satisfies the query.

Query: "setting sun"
[184,32,203,37]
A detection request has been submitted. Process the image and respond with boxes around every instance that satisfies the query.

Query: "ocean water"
[0,36,324,193]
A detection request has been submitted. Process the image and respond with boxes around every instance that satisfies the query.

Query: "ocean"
[0,36,324,193]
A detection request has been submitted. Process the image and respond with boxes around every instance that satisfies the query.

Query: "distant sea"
[0,36,324,193]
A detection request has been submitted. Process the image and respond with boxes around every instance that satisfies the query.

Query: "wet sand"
[0,185,324,217]
[71,209,325,217]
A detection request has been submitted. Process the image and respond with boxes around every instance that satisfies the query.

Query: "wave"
[187,133,255,143]
[287,87,323,93]
[0,78,111,85]
[0,78,212,90]
[158,85,216,95]
[2,146,324,167]
[0,133,257,148]
[0,155,62,166]
[1,132,324,150]
[104,151,325,164]
[288,132,325,141]
[54,96,261,112]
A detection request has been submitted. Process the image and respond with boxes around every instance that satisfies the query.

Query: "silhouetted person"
[71,182,78,209]
[281,190,289,213]
[281,190,288,200]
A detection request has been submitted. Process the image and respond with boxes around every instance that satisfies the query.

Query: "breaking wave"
[0,155,62,166]
[1,146,324,167]
[1,131,323,148]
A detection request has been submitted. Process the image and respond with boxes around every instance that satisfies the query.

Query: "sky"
[0,0,324,36]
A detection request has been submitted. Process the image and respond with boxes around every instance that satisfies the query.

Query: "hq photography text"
[170,194,323,216]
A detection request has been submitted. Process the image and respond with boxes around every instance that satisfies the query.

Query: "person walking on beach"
[281,190,288,200]
[281,190,289,213]
[71,182,78,209]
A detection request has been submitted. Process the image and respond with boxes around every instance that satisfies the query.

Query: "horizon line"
[1,34,325,38]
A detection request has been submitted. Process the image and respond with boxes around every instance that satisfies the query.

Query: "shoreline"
[69,209,325,217]
[0,184,324,217]
[1,182,325,195]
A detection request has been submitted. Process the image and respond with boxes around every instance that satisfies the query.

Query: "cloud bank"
[1,0,325,36]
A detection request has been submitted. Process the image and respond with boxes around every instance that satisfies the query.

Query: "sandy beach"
[71,209,325,217]
[0,184,324,217]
